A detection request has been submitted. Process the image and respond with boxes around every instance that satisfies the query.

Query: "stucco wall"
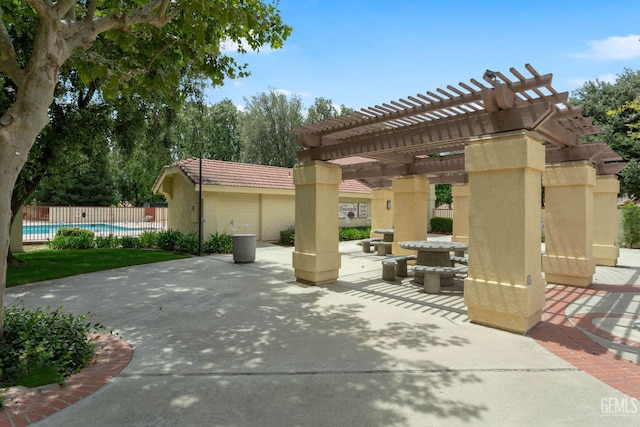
[167,174,199,234]
[261,194,295,241]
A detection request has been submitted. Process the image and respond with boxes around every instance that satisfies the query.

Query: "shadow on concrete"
[7,256,489,426]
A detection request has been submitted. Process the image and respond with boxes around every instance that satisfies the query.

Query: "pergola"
[290,64,625,334]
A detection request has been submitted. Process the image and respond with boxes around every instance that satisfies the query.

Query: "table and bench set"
[360,229,469,294]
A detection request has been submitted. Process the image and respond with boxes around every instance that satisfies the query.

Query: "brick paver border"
[0,333,132,427]
[530,284,640,399]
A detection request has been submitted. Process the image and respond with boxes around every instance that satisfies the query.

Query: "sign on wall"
[339,203,369,219]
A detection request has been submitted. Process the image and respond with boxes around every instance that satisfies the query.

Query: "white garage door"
[217,193,260,236]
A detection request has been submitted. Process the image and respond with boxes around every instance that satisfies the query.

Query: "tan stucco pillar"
[451,184,469,244]
[428,184,437,232]
[464,131,546,334]
[543,163,596,287]
[593,176,620,266]
[391,176,429,256]
[292,162,341,285]
[10,206,24,253]
[370,188,394,237]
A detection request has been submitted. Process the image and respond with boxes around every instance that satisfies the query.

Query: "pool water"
[23,223,147,235]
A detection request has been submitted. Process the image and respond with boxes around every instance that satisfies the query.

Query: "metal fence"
[22,206,168,243]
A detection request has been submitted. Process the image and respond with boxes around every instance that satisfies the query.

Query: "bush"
[95,234,119,248]
[0,306,102,387]
[622,202,640,248]
[204,232,233,254]
[430,217,453,234]
[339,226,371,241]
[139,230,159,248]
[120,236,141,249]
[156,229,182,252]
[279,226,295,246]
[176,232,199,255]
[47,228,95,249]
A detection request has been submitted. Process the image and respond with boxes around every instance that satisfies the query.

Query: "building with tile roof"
[152,158,372,241]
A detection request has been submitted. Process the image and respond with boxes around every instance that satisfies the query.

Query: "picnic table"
[399,240,469,287]
[373,228,394,242]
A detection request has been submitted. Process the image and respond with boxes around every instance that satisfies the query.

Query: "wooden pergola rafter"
[293,64,626,185]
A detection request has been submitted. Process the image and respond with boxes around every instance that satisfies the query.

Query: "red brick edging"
[0,333,133,427]
[529,284,640,399]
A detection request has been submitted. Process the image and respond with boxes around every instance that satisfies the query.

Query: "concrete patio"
[3,236,639,426]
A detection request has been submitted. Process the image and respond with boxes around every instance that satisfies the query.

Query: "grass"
[7,248,190,287]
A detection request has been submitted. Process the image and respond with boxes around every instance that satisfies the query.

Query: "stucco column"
[370,188,394,237]
[451,183,469,244]
[428,184,437,232]
[543,163,596,287]
[292,161,341,285]
[391,176,429,256]
[464,131,546,334]
[593,176,620,266]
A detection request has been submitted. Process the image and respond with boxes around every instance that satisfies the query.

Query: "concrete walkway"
[2,237,639,426]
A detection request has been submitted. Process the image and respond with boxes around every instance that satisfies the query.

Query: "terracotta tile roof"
[174,158,371,194]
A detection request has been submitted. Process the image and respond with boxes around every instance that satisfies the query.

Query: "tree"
[435,184,452,207]
[305,96,353,125]
[240,90,304,167]
[173,99,243,162]
[571,69,640,198]
[0,1,291,337]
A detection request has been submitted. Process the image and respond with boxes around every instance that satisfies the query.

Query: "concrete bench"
[381,255,417,281]
[372,241,392,256]
[358,238,383,253]
[451,255,468,266]
[414,265,468,294]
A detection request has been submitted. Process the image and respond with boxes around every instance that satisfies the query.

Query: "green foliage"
[0,306,102,387]
[240,90,304,167]
[139,231,160,249]
[305,97,353,125]
[176,232,199,255]
[435,184,453,207]
[47,228,96,249]
[621,202,640,248]
[156,229,183,252]
[430,217,453,234]
[95,234,119,248]
[120,236,141,249]
[172,99,243,162]
[339,226,371,241]
[279,226,295,246]
[572,69,640,198]
[204,233,234,254]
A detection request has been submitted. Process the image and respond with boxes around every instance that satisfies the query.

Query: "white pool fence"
[22,205,168,242]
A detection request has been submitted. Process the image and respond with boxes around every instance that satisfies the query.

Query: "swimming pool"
[23,223,148,235]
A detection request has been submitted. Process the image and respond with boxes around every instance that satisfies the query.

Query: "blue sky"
[205,0,640,111]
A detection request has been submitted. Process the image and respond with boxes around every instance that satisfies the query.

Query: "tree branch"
[0,9,25,88]
[63,1,182,60]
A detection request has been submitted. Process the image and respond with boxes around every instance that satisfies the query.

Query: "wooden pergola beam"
[299,102,555,162]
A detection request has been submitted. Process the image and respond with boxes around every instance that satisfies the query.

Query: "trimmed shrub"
[279,226,295,246]
[0,306,102,387]
[176,232,199,255]
[156,229,182,252]
[95,234,119,248]
[139,230,160,249]
[47,228,95,249]
[430,217,453,234]
[339,226,371,241]
[120,236,141,249]
[204,233,233,254]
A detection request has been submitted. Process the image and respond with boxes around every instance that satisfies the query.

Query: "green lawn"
[7,249,190,287]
